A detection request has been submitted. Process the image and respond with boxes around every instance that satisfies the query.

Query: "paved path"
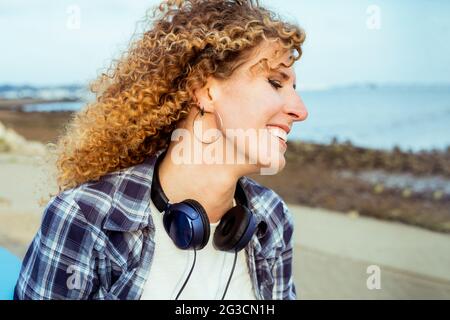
[290,205,450,299]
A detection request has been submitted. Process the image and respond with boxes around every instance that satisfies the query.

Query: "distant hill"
[0,84,92,101]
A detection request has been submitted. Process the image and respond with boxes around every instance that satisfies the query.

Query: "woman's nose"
[285,94,308,122]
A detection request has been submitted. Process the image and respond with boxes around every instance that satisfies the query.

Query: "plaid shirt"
[14,149,296,300]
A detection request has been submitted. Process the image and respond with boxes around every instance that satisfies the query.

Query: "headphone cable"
[221,250,238,300]
[175,249,197,300]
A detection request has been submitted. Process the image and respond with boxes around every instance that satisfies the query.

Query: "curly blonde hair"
[53,0,306,193]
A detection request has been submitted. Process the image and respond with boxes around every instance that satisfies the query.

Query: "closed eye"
[268,79,283,90]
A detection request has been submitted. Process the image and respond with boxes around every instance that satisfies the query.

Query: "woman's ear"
[193,76,221,113]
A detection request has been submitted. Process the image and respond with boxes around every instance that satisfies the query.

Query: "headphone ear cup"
[182,199,210,250]
[213,205,256,252]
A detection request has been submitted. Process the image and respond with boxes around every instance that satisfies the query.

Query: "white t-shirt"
[140,198,257,300]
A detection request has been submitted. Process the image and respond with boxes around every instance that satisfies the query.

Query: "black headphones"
[150,151,257,253]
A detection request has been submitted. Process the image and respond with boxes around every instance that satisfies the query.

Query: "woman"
[14,0,307,300]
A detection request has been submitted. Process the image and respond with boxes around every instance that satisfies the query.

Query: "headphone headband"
[150,150,171,213]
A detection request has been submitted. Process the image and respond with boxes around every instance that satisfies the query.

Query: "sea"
[22,85,450,153]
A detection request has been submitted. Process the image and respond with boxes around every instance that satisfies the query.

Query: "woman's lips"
[278,136,287,148]
[266,125,288,151]
[266,125,288,142]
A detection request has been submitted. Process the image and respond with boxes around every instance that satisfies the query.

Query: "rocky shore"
[1,109,449,233]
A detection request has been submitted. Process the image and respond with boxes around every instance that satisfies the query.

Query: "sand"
[0,153,58,257]
[1,152,450,299]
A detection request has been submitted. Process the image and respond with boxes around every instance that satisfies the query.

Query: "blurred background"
[0,0,449,299]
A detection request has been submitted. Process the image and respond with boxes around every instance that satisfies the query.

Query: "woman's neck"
[157,144,246,223]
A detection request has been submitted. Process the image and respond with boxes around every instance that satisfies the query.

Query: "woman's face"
[205,40,308,174]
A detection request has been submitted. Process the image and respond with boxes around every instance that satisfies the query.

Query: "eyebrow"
[273,69,297,90]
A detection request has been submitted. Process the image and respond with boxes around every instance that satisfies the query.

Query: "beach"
[1,152,450,299]
[1,108,450,299]
[1,108,449,233]
[2,0,450,300]
[0,108,73,144]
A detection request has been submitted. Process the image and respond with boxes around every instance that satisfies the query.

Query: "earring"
[193,104,223,144]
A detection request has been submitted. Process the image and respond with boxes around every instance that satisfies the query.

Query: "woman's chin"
[254,150,286,175]
[235,138,287,174]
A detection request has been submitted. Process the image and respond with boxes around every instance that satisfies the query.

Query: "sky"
[1,0,449,88]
